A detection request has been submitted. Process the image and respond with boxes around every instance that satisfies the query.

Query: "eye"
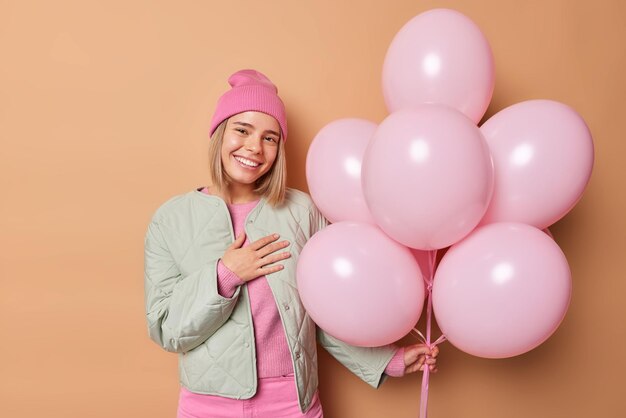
[264,136,278,143]
[235,128,247,134]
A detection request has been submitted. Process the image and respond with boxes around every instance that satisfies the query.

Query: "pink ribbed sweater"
[187,187,405,382]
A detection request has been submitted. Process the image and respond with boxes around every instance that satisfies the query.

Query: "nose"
[244,134,263,154]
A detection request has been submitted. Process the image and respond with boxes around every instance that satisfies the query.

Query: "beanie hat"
[208,69,288,141]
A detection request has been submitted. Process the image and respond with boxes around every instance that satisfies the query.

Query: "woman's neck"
[206,184,259,204]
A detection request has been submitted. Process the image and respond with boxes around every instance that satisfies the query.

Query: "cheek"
[264,145,279,163]
[220,147,228,164]
[221,138,239,157]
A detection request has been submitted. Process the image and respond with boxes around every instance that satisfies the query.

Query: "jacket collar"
[191,186,268,223]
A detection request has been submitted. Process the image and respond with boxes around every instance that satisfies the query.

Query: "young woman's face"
[221,111,281,187]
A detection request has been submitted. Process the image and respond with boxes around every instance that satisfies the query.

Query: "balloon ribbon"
[410,249,447,418]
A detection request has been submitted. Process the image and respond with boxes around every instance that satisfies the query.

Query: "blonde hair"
[207,118,286,207]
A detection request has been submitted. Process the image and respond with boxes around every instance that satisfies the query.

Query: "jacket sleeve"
[316,327,398,388]
[307,201,399,388]
[144,217,242,353]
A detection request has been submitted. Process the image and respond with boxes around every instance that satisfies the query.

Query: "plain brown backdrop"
[1,0,624,417]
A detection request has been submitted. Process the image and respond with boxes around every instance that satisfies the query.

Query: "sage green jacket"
[144,187,397,413]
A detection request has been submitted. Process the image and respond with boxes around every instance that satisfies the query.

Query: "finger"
[406,354,425,367]
[258,251,291,266]
[257,263,285,276]
[425,358,436,365]
[431,347,439,358]
[415,344,433,355]
[405,344,432,363]
[406,362,422,374]
[256,240,290,258]
[250,233,281,251]
[405,349,431,366]
[414,356,425,368]
[405,364,419,374]
[228,232,247,249]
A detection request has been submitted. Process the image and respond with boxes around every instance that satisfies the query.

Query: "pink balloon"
[432,222,572,358]
[362,104,494,250]
[479,100,594,229]
[410,248,435,282]
[306,119,377,224]
[409,247,449,283]
[296,221,425,347]
[382,8,495,123]
[543,227,554,240]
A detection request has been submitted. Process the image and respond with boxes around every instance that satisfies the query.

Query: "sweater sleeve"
[383,346,406,377]
[217,259,246,298]
[144,218,242,354]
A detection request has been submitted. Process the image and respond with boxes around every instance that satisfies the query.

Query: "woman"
[144,69,438,418]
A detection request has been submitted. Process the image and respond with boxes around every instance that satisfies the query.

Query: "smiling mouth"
[233,155,262,169]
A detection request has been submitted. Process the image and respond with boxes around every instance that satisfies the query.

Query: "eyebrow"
[233,121,280,137]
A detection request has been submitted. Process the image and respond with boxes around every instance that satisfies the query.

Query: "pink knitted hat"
[208,69,288,141]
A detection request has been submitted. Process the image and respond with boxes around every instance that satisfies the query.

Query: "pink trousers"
[176,374,324,418]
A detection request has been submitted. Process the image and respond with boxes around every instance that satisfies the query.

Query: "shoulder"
[281,187,328,235]
[283,187,315,210]
[149,189,210,224]
[150,191,191,222]
[281,187,323,222]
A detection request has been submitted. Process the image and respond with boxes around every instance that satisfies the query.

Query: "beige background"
[1,0,624,417]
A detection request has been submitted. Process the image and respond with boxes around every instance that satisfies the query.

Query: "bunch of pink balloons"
[298,8,594,362]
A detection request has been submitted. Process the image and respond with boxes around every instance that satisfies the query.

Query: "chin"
[226,168,265,185]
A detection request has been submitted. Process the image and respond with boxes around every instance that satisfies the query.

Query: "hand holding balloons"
[300,7,593,418]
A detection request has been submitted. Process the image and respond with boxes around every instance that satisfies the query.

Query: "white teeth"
[234,156,260,167]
